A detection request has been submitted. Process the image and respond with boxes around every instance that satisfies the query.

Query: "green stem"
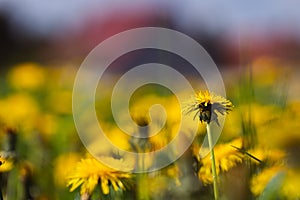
[0,173,3,200]
[137,156,149,200]
[0,188,3,200]
[206,123,219,200]
[136,127,149,200]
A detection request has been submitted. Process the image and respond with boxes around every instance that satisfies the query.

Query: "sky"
[1,0,300,38]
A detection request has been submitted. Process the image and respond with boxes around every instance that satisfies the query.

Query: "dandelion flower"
[8,63,46,90]
[251,166,300,199]
[185,90,233,125]
[0,93,39,131]
[247,148,285,165]
[147,165,181,197]
[54,153,81,187]
[193,138,244,185]
[250,165,284,196]
[281,168,300,199]
[67,157,132,196]
[0,156,14,172]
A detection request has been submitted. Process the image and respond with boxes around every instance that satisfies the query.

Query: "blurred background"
[1,0,300,68]
[1,1,300,199]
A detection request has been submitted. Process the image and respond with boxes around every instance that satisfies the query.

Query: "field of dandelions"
[0,58,300,200]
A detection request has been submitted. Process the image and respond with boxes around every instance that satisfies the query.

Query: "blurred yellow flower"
[220,113,242,142]
[248,148,285,165]
[165,164,181,186]
[146,165,181,198]
[257,101,300,149]
[0,156,14,172]
[130,95,157,125]
[194,138,243,184]
[87,125,133,163]
[149,96,182,150]
[0,93,39,130]
[105,127,131,151]
[67,157,132,195]
[149,125,176,151]
[240,103,279,127]
[36,114,58,140]
[147,176,169,197]
[127,95,182,153]
[251,165,283,196]
[47,90,72,114]
[54,153,81,187]
[217,103,281,145]
[281,168,300,199]
[129,95,179,127]
[8,63,46,90]
[185,90,233,125]
[251,166,300,199]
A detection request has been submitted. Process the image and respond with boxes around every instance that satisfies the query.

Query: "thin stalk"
[206,123,219,200]
[137,155,149,200]
[0,165,4,200]
[136,126,149,200]
[0,187,3,200]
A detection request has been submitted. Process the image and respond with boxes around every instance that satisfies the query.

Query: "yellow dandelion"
[248,148,285,165]
[127,95,181,154]
[165,164,181,186]
[67,157,132,196]
[193,138,244,185]
[185,90,233,125]
[47,90,72,114]
[281,168,300,199]
[105,128,131,151]
[36,114,58,140]
[149,125,177,151]
[0,155,14,172]
[250,165,284,196]
[145,164,181,198]
[251,166,300,199]
[8,62,46,90]
[0,93,39,131]
[54,153,81,187]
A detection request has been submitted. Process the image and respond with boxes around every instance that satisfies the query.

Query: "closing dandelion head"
[185,90,233,125]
